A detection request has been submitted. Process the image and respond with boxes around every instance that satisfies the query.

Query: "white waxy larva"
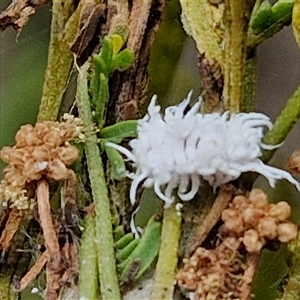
[107,92,300,208]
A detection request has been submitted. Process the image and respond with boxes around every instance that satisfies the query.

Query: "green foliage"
[116,217,162,284]
[99,120,137,180]
[251,1,273,34]
[252,246,290,300]
[90,34,134,127]
[100,120,137,143]
[250,0,294,35]
[104,146,127,180]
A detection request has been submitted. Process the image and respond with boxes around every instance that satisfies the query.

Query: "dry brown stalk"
[46,253,62,300]
[36,180,59,256]
[0,209,23,252]
[13,250,49,292]
[189,184,235,255]
[109,0,166,122]
[239,254,260,300]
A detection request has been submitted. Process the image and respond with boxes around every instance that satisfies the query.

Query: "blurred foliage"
[252,246,291,300]
[147,0,202,110]
[0,2,51,174]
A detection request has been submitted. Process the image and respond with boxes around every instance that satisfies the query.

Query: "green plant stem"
[37,1,75,121]
[223,0,253,112]
[243,55,257,112]
[152,203,182,300]
[262,85,300,162]
[77,63,121,300]
[78,213,99,300]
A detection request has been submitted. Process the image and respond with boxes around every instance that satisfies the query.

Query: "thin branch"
[13,251,49,292]
[78,212,99,300]
[188,184,235,256]
[223,0,254,112]
[262,85,300,162]
[37,0,75,122]
[77,63,120,300]
[37,180,59,256]
[152,202,182,300]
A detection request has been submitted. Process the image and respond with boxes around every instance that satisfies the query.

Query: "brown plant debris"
[0,208,23,251]
[46,227,79,300]
[189,184,235,255]
[198,53,224,113]
[37,180,59,256]
[69,2,106,61]
[177,189,297,300]
[0,115,84,295]
[13,250,49,292]
[177,237,245,300]
[108,0,166,122]
[0,0,51,31]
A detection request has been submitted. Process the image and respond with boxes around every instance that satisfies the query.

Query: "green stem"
[223,0,253,112]
[262,85,300,162]
[78,213,99,300]
[152,203,182,300]
[243,55,257,112]
[37,1,75,121]
[77,63,121,300]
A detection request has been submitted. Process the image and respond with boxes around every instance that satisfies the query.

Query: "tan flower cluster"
[0,114,83,210]
[176,237,245,300]
[288,149,300,173]
[221,188,297,253]
[177,189,298,300]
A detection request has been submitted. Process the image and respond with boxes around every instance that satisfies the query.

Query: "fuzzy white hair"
[107,91,300,207]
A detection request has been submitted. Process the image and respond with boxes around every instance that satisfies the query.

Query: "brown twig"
[0,209,23,252]
[13,250,49,292]
[108,0,166,122]
[0,0,51,31]
[239,253,260,300]
[188,184,235,256]
[36,180,59,256]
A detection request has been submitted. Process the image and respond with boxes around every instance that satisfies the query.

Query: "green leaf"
[251,246,290,300]
[100,120,138,143]
[100,36,113,74]
[250,1,273,34]
[93,73,109,127]
[118,217,162,283]
[271,0,294,23]
[116,239,139,262]
[111,34,124,56]
[93,55,108,77]
[114,225,126,242]
[105,146,127,181]
[111,49,134,71]
[111,26,130,47]
[115,232,135,249]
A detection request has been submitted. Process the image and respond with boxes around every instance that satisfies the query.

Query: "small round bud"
[269,201,291,221]
[277,223,298,243]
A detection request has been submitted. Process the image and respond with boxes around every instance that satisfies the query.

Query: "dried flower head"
[288,149,300,173]
[221,188,297,253]
[176,237,244,300]
[0,115,84,210]
[107,92,300,207]
[177,188,297,300]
